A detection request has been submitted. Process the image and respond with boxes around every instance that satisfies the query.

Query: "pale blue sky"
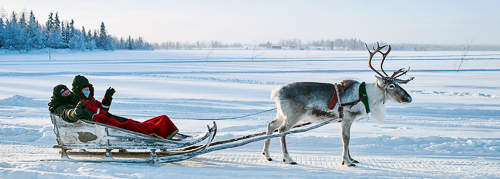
[2,0,499,45]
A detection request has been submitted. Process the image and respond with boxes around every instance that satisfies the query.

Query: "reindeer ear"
[375,75,387,87]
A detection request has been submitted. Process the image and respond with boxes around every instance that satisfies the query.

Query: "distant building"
[271,44,282,49]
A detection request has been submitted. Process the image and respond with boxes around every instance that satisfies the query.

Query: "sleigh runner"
[45,111,341,164]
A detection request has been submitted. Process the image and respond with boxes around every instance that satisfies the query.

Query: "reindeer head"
[365,43,414,104]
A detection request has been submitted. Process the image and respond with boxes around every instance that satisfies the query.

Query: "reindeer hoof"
[353,160,359,163]
[283,159,297,165]
[342,161,356,167]
[262,152,272,161]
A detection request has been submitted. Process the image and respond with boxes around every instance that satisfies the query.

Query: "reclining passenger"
[49,79,179,140]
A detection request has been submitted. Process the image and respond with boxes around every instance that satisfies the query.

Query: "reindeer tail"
[270,86,282,100]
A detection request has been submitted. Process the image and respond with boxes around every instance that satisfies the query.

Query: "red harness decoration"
[327,81,357,118]
[328,81,355,110]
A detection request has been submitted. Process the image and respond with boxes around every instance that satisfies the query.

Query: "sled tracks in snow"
[1,144,499,177]
[189,153,500,178]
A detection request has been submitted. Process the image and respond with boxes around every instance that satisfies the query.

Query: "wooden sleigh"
[44,112,341,164]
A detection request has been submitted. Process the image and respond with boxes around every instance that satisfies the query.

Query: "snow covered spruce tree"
[17,12,30,51]
[127,35,134,50]
[65,19,86,51]
[27,11,44,50]
[68,27,86,51]
[0,18,4,48]
[2,11,24,50]
[97,22,114,50]
[44,12,65,49]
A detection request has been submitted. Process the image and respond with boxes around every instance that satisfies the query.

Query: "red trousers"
[92,114,179,139]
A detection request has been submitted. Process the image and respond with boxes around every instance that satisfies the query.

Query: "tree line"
[151,38,368,51]
[152,40,242,50]
[0,10,153,52]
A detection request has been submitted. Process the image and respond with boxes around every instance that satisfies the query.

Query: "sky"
[2,0,499,45]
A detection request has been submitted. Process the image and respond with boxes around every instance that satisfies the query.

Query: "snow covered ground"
[0,49,499,178]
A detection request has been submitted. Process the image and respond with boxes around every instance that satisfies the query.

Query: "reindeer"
[262,43,414,166]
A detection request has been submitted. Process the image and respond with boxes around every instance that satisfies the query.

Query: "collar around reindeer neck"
[359,82,370,113]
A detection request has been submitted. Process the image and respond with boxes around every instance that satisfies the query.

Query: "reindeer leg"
[341,120,355,167]
[279,124,297,165]
[280,134,296,165]
[262,116,282,161]
[348,149,359,163]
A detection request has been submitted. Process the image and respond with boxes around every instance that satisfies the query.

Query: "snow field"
[0,49,499,178]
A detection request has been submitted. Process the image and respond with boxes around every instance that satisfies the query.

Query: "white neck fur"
[365,82,387,124]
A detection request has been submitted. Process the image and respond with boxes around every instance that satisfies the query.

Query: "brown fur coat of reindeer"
[262,43,414,166]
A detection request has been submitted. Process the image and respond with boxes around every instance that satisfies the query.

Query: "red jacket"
[80,97,109,116]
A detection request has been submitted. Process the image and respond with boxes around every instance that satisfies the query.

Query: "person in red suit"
[70,75,179,139]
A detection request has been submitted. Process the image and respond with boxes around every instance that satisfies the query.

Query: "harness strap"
[334,84,344,119]
[341,95,366,107]
[334,84,342,106]
[338,95,366,119]
[328,81,356,110]
[339,106,344,119]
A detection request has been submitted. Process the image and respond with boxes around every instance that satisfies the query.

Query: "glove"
[104,87,115,98]
[71,101,93,120]
[74,101,87,116]
[102,87,115,107]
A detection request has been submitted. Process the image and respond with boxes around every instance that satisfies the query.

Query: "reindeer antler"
[389,68,406,80]
[390,67,414,84]
[365,42,387,78]
[378,45,391,76]
[390,67,410,79]
[394,77,414,84]
[366,42,414,84]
